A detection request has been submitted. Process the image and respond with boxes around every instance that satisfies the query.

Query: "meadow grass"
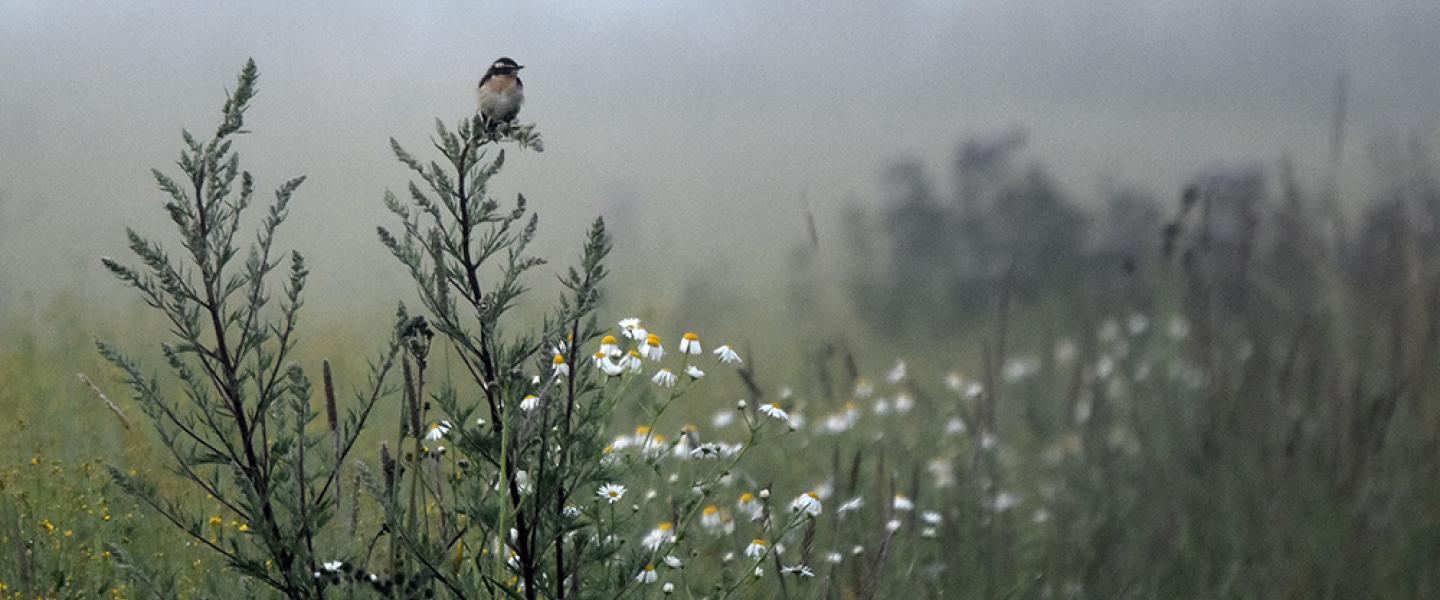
[4,61,1440,599]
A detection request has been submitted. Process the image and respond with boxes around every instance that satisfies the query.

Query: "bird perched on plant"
[477,57,525,124]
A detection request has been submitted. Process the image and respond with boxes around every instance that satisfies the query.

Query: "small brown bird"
[477,57,525,123]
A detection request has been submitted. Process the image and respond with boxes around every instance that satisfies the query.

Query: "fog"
[3,0,1438,321]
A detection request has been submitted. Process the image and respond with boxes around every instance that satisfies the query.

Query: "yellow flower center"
[635,425,651,435]
[740,492,755,503]
[658,522,674,531]
[601,335,618,345]
[683,332,699,341]
[646,334,661,345]
[751,538,766,546]
[553,354,566,365]
[703,505,718,516]
[807,491,820,500]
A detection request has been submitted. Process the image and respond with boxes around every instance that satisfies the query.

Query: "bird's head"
[486,57,524,77]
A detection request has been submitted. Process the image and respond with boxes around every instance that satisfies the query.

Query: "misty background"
[3,0,1439,331]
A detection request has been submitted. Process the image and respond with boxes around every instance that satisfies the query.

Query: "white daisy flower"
[790,491,822,517]
[322,560,343,572]
[593,351,622,374]
[519,394,540,412]
[640,334,664,361]
[641,522,676,550]
[886,360,907,383]
[837,496,864,514]
[599,334,621,357]
[825,552,843,564]
[679,331,702,355]
[944,372,964,392]
[701,505,723,529]
[874,396,893,415]
[635,564,657,584]
[853,378,874,399]
[424,421,451,442]
[619,318,647,341]
[885,519,902,532]
[690,442,721,459]
[711,410,735,428]
[621,350,643,373]
[758,403,789,422]
[921,510,943,525]
[991,492,1019,512]
[713,344,742,364]
[684,365,705,380]
[744,538,768,559]
[552,353,569,377]
[782,564,815,577]
[893,392,914,413]
[893,494,915,511]
[921,527,938,538]
[663,555,683,569]
[737,492,761,520]
[597,483,626,504]
[652,368,677,388]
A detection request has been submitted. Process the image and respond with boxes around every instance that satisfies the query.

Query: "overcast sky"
[2,1,1437,317]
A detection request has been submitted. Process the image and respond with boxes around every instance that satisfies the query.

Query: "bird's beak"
[515,64,525,70]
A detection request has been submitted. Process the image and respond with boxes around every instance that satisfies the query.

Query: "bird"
[477,57,525,124]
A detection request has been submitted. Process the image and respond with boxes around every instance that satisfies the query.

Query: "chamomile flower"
[701,505,723,529]
[825,552,843,564]
[713,344,742,364]
[652,368,677,388]
[663,555,683,569]
[520,394,540,413]
[782,564,815,578]
[424,421,451,442]
[597,483,626,504]
[642,522,676,550]
[745,538,768,559]
[712,410,735,428]
[322,560,343,572]
[684,365,705,380]
[678,332,702,354]
[893,494,915,511]
[886,360,907,383]
[737,492,761,519]
[621,350,643,373]
[635,564,657,584]
[663,582,675,594]
[641,334,664,361]
[591,350,624,376]
[922,510,943,525]
[690,442,722,459]
[791,491,822,517]
[552,353,569,377]
[893,392,914,413]
[837,496,864,514]
[599,335,621,357]
[885,519,902,532]
[853,378,875,399]
[758,403,789,422]
[619,318,647,341]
